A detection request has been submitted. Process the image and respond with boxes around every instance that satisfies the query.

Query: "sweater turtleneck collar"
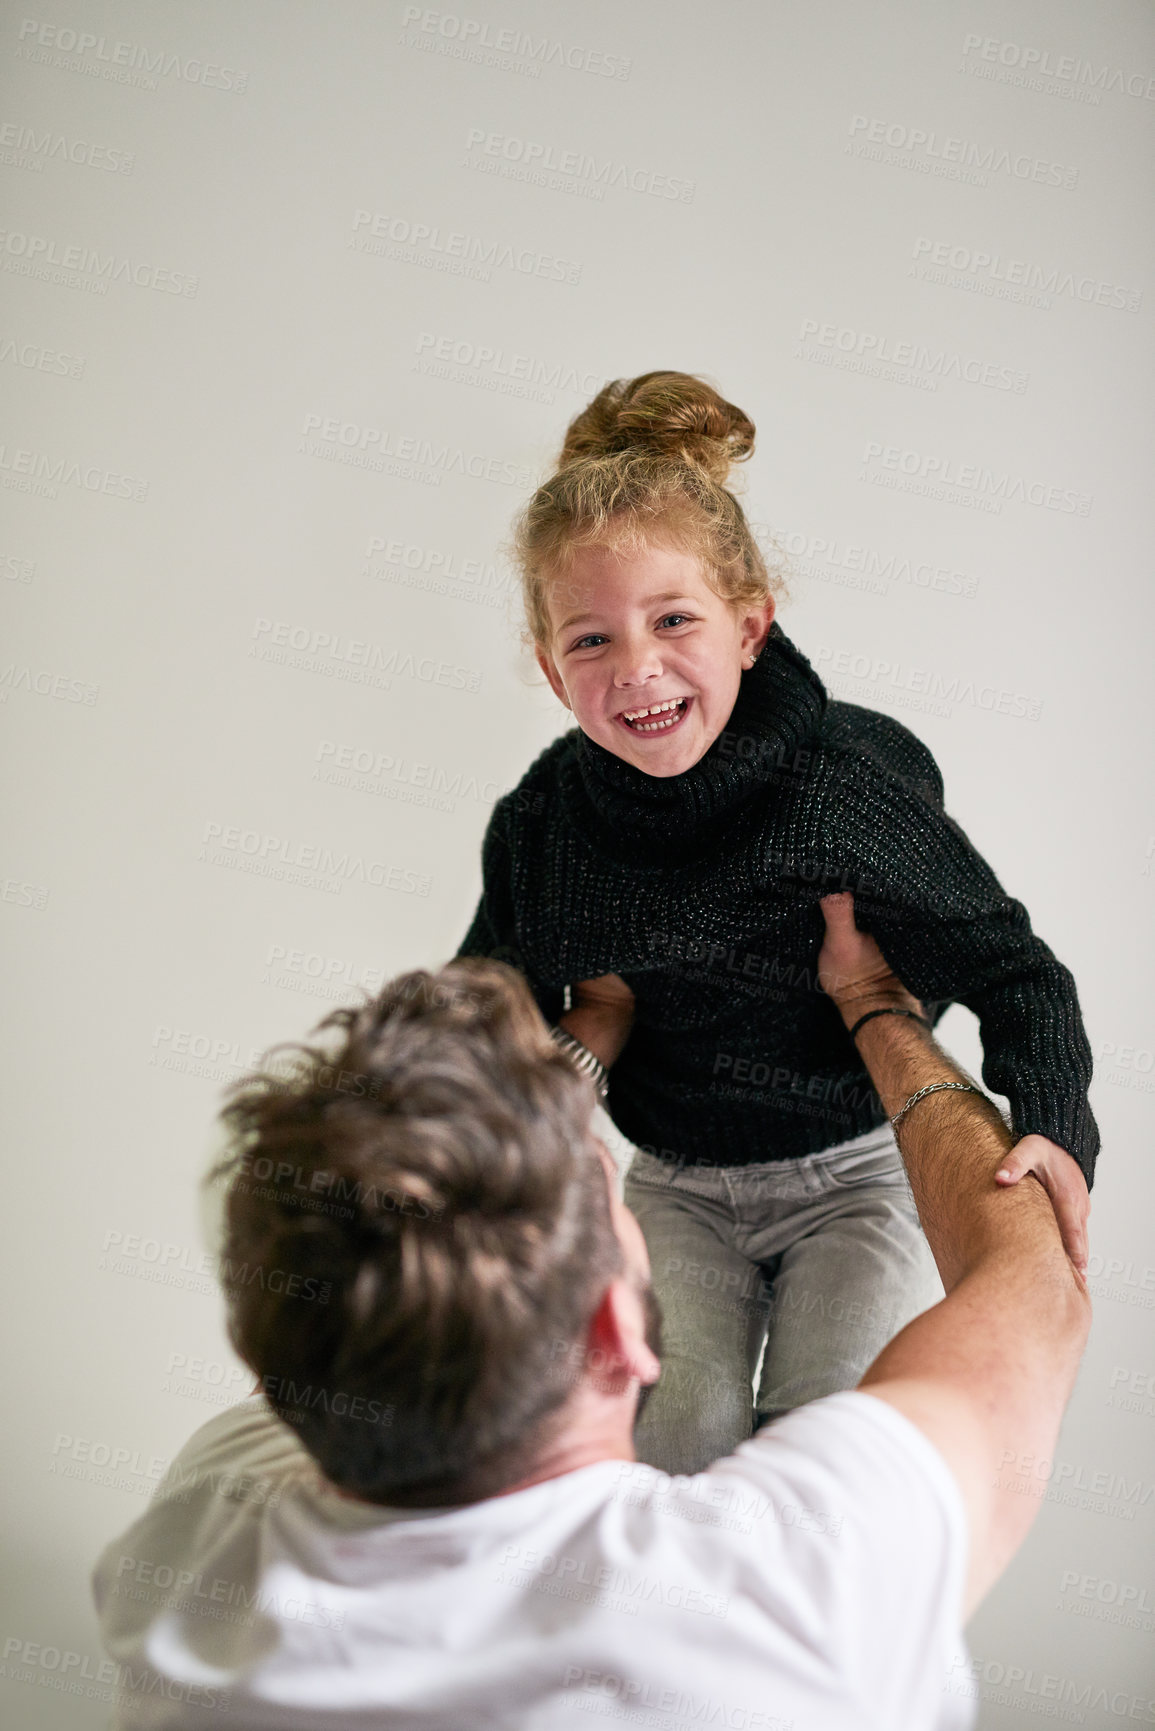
[561,622,828,860]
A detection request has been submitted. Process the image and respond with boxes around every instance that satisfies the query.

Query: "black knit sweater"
[456,624,1099,1189]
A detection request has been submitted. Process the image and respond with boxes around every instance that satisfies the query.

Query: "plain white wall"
[2,2,1152,1724]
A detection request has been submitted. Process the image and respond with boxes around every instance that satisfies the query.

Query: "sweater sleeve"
[841,739,1100,1189]
[453,796,566,1025]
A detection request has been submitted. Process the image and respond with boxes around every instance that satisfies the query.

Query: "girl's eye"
[567,615,692,651]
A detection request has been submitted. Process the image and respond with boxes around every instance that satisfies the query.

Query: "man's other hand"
[817,891,922,1022]
[573,973,636,1013]
[995,1135,1090,1281]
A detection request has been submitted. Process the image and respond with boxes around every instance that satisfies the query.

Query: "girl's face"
[535,543,775,778]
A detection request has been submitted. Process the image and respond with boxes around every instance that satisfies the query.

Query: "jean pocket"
[817,1142,907,1190]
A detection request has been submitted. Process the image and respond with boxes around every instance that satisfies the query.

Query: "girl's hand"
[817,892,923,1025]
[561,974,636,1068]
[995,1134,1091,1279]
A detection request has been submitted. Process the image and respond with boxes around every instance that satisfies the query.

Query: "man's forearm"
[558,1005,631,1069]
[558,976,636,1069]
[817,896,1091,1610]
[853,1004,1091,1591]
[853,1012,1008,1287]
[852,1010,1080,1302]
[821,909,1077,1295]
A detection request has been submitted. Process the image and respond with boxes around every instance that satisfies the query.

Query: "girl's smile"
[618,695,692,736]
[535,543,775,778]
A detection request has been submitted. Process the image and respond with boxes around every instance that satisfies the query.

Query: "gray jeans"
[623,1123,945,1475]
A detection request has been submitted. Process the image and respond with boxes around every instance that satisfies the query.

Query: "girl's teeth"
[625,700,685,732]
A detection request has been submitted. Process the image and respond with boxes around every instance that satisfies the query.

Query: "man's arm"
[837,726,1099,1188]
[819,894,1092,1620]
[871,886,1098,1183]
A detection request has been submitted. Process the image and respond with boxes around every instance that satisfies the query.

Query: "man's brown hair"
[212,958,622,1504]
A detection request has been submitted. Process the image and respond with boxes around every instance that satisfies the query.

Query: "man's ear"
[534,644,572,711]
[585,1280,660,1390]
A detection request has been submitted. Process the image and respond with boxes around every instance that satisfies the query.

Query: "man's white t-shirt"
[93,1389,976,1731]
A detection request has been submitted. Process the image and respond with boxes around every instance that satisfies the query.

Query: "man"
[93,896,1091,1729]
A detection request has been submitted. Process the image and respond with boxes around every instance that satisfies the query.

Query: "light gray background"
[2,2,1152,1725]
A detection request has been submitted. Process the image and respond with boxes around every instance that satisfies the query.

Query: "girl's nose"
[612,637,663,687]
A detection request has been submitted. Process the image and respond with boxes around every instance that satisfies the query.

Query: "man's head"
[212,959,660,1507]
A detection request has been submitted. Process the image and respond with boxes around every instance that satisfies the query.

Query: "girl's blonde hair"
[512,370,786,648]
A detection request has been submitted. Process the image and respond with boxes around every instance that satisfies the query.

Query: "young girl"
[457,371,1097,1475]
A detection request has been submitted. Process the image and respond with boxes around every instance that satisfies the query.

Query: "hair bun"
[558,371,754,487]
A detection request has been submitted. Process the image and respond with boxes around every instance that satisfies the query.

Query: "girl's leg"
[748,1132,945,1426]
[624,1152,771,1475]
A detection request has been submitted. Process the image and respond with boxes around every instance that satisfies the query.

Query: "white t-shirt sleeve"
[705,1387,974,1730]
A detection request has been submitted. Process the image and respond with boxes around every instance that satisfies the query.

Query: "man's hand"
[995,1135,1090,1280]
[560,973,636,1069]
[572,974,635,1013]
[817,891,924,1025]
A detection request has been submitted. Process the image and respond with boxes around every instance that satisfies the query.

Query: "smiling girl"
[456,371,1097,1474]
